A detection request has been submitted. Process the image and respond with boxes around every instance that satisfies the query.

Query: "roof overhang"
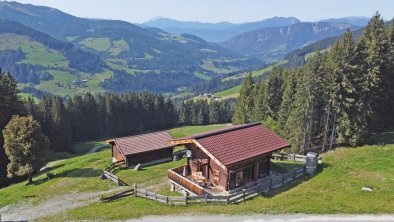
[168,139,194,145]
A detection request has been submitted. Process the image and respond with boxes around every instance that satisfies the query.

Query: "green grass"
[169,124,229,139]
[200,60,228,74]
[109,39,129,56]
[0,148,114,209]
[194,72,212,80]
[214,85,241,98]
[212,60,289,99]
[71,138,109,154]
[0,33,68,68]
[45,144,394,221]
[223,60,288,81]
[2,126,394,221]
[18,93,40,103]
[79,37,111,52]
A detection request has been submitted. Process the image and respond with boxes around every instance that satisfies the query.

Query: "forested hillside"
[143,16,300,42]
[232,14,394,152]
[0,1,262,96]
[221,22,361,63]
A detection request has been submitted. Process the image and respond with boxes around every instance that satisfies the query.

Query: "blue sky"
[13,0,394,23]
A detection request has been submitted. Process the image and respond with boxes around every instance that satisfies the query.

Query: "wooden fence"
[273,153,322,163]
[132,167,305,205]
[101,189,134,202]
[101,170,128,186]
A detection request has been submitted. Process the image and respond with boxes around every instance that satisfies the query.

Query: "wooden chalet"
[168,122,290,195]
[107,131,174,167]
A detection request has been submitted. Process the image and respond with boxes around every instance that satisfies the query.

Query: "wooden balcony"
[168,165,205,196]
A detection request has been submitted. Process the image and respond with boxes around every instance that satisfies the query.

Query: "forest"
[0,71,232,187]
[232,14,394,153]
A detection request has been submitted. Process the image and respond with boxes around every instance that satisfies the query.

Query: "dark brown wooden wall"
[126,147,173,166]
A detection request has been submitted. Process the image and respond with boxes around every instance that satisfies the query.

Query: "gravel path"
[128,214,394,222]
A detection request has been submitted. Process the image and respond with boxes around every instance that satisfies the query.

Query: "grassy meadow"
[0,124,393,221]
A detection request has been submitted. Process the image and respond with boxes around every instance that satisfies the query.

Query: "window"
[236,171,243,186]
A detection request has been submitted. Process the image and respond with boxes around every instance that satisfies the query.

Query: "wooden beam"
[168,139,194,145]
[106,139,115,144]
[193,139,227,171]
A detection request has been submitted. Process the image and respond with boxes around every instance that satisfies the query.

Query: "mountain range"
[221,22,361,63]
[142,17,301,42]
[0,1,370,97]
[142,16,369,43]
[0,1,262,96]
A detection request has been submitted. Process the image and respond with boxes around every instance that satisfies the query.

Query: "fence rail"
[168,166,205,195]
[101,170,128,186]
[273,153,322,163]
[131,167,306,205]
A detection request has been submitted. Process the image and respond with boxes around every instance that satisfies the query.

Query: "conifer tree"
[278,69,297,131]
[252,79,269,121]
[232,73,255,124]
[0,71,24,186]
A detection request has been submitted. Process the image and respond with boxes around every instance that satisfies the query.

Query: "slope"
[0,20,109,97]
[143,17,301,43]
[1,127,393,220]
[221,22,361,63]
[0,1,263,94]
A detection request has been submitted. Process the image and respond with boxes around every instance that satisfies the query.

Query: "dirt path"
[0,187,127,221]
[0,143,112,221]
[87,144,107,154]
[128,214,394,222]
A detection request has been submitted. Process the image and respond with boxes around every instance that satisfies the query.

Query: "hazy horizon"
[8,0,394,24]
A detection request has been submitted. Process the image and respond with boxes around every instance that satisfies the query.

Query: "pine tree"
[277,69,297,131]
[0,71,24,187]
[265,67,284,120]
[232,74,255,124]
[252,79,269,121]
[363,13,390,130]
[50,96,72,151]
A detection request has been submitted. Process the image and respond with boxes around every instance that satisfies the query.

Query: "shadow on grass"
[368,131,394,145]
[59,168,103,178]
[261,163,330,199]
[27,168,103,186]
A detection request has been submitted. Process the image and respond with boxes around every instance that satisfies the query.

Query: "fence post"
[257,184,260,195]
[145,190,148,199]
[133,183,137,197]
[155,193,157,202]
[166,196,169,205]
[185,196,188,205]
[226,195,230,205]
[205,194,208,204]
[101,194,104,202]
[243,189,246,202]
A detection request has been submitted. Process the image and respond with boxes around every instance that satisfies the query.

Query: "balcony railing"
[168,165,205,195]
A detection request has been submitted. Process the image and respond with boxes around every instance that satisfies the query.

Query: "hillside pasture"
[1,125,394,221]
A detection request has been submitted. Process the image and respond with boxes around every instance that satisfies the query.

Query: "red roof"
[181,122,290,166]
[112,131,173,156]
